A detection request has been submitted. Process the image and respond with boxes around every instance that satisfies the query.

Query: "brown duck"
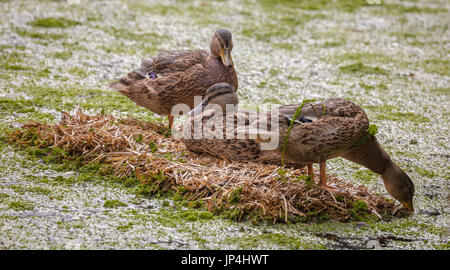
[109,29,238,128]
[183,84,415,211]
[183,83,303,168]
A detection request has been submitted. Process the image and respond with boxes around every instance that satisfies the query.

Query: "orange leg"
[307,163,314,178]
[320,161,336,189]
[319,162,326,187]
[168,114,174,129]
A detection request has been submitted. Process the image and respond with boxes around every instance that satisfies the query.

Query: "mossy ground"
[0,0,448,249]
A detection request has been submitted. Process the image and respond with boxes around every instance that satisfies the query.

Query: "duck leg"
[319,161,336,190]
[307,163,314,178]
[319,162,327,186]
[168,114,174,129]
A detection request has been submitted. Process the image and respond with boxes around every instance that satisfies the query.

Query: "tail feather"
[109,81,128,92]
[109,70,146,92]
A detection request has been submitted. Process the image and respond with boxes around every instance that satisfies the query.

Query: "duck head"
[210,29,234,68]
[382,162,415,212]
[188,83,238,116]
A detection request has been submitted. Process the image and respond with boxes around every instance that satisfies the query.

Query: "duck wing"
[278,98,363,122]
[117,63,211,115]
[279,99,370,162]
[145,49,209,76]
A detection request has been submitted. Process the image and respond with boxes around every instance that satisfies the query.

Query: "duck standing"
[110,29,238,128]
[267,99,415,211]
[183,84,415,211]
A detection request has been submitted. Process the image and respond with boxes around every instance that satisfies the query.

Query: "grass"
[15,28,67,40]
[259,0,369,12]
[103,200,127,208]
[365,105,431,123]
[8,201,35,211]
[422,59,449,76]
[339,62,389,75]
[225,232,326,249]
[28,17,81,28]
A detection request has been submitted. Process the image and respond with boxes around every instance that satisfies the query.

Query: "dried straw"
[8,109,398,223]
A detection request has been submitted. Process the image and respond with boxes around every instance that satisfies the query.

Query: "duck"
[182,83,303,168]
[109,29,238,129]
[183,83,415,211]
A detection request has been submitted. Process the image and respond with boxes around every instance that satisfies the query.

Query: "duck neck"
[341,136,392,175]
[206,55,238,91]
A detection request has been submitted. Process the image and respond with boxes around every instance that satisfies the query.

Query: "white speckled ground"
[0,0,448,249]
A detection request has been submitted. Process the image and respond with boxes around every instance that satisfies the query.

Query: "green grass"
[8,201,35,211]
[429,87,449,95]
[0,98,36,114]
[51,50,73,60]
[422,59,449,76]
[259,0,368,12]
[103,200,127,208]
[354,169,379,183]
[28,17,81,28]
[15,28,67,40]
[225,232,326,249]
[380,3,446,15]
[364,105,430,123]
[339,62,389,75]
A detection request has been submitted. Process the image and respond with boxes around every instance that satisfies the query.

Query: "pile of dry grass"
[8,109,399,223]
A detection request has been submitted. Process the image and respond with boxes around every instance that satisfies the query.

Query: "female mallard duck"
[183,83,415,211]
[182,83,302,167]
[109,29,238,128]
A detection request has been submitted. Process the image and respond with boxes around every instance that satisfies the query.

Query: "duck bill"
[220,50,233,67]
[187,99,208,116]
[402,201,414,212]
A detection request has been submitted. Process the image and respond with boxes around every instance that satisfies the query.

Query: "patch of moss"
[349,199,372,221]
[429,87,449,96]
[56,220,85,230]
[68,67,91,77]
[354,169,378,183]
[226,232,326,249]
[339,62,388,75]
[52,50,72,60]
[364,105,430,123]
[377,111,430,123]
[103,200,127,208]
[263,98,283,105]
[241,15,309,43]
[296,175,314,189]
[422,59,449,76]
[180,210,213,221]
[414,166,437,178]
[229,187,243,204]
[148,141,158,153]
[259,0,368,12]
[322,40,346,48]
[135,133,143,143]
[28,17,81,28]
[273,42,294,51]
[9,185,51,196]
[126,1,180,16]
[0,98,36,114]
[380,4,445,15]
[8,201,35,211]
[117,222,133,231]
[15,28,66,40]
[0,193,10,201]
